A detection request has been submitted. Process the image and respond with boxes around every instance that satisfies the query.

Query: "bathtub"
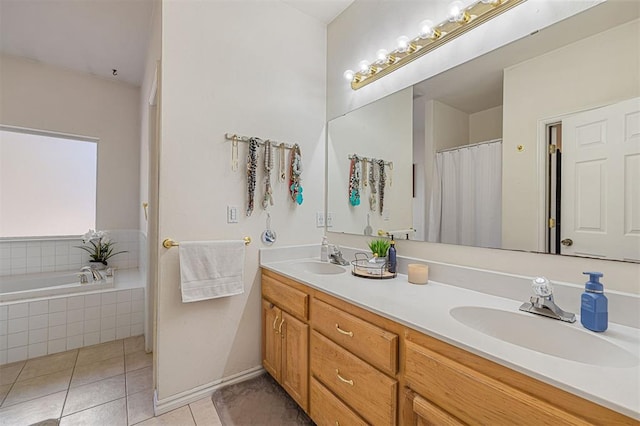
[0,270,115,303]
[0,268,144,365]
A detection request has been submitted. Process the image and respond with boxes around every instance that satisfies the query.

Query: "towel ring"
[162,237,251,249]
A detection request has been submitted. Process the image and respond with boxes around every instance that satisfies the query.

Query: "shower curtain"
[427,140,502,248]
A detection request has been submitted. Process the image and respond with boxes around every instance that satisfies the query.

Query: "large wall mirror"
[327,1,640,263]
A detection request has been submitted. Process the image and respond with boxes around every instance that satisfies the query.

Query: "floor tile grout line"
[0,361,25,407]
[0,362,76,410]
[58,347,80,421]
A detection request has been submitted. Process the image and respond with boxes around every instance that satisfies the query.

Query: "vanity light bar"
[346,0,526,90]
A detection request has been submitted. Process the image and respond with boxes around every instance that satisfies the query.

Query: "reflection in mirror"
[327,2,640,262]
[0,126,97,237]
[328,87,413,238]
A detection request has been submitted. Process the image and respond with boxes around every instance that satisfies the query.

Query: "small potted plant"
[76,229,127,269]
[368,239,390,264]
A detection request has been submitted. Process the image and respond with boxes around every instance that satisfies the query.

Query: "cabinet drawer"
[311,331,397,425]
[310,377,367,426]
[312,298,398,374]
[262,274,308,321]
[405,340,586,425]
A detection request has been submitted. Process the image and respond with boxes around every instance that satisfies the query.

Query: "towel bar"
[163,237,251,249]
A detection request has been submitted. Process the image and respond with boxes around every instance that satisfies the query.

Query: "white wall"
[432,100,469,151]
[327,0,640,295]
[328,88,413,237]
[155,0,325,406]
[0,54,141,231]
[502,19,640,252]
[470,105,502,144]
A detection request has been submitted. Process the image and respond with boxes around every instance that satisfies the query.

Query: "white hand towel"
[179,240,245,303]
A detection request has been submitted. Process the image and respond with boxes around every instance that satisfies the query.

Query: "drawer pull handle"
[335,324,353,337]
[336,369,354,386]
[272,316,280,332]
[335,422,339,426]
[278,318,285,335]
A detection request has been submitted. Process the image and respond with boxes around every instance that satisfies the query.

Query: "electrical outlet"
[227,206,239,223]
[316,211,325,227]
[326,212,334,227]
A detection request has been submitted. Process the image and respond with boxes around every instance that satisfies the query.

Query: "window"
[0,126,97,237]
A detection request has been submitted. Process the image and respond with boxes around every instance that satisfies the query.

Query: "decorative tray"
[351,253,397,279]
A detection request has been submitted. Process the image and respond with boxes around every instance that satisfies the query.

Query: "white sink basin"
[450,306,638,368]
[291,261,346,275]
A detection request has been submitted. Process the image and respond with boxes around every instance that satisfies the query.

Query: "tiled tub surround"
[260,245,640,420]
[0,269,145,365]
[0,229,143,277]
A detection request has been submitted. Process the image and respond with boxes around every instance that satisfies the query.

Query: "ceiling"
[0,0,156,86]
[0,0,353,87]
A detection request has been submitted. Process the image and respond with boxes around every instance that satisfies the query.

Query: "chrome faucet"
[80,266,104,282]
[519,277,575,323]
[329,245,349,266]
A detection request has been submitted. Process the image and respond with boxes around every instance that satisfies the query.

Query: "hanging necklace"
[378,159,386,215]
[262,140,274,209]
[278,143,286,183]
[289,144,303,205]
[246,137,259,216]
[231,135,239,172]
[369,158,377,212]
[362,159,368,188]
[349,155,361,206]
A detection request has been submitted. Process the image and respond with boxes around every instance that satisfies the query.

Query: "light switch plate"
[227,206,238,223]
[326,212,334,227]
[316,211,325,227]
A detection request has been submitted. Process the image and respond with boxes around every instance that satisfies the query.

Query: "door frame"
[535,99,627,255]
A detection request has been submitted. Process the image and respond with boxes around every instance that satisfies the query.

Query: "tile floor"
[0,336,223,426]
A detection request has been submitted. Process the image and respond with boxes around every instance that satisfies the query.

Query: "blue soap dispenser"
[580,272,608,332]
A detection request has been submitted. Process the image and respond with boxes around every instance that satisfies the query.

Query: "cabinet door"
[281,311,309,411]
[262,299,282,382]
[413,393,463,426]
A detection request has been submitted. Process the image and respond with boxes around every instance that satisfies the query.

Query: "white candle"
[408,264,428,284]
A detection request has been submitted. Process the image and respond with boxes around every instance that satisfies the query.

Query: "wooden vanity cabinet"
[261,272,309,411]
[261,269,636,426]
[404,330,636,426]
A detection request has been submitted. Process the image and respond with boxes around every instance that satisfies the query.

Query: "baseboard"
[153,365,265,416]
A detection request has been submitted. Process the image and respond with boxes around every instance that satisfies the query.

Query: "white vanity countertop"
[260,256,640,420]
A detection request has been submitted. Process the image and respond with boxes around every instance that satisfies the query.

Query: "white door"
[561,97,640,261]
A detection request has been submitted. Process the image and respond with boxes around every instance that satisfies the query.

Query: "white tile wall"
[0,287,144,365]
[0,230,142,277]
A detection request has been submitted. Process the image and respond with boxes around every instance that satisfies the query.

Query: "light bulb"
[358,60,370,73]
[376,49,388,62]
[448,1,467,22]
[418,20,436,39]
[343,69,354,81]
[396,36,410,52]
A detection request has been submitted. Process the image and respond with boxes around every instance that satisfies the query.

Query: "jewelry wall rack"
[348,153,393,168]
[225,133,296,150]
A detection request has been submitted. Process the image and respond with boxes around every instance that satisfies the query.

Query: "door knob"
[561,238,573,247]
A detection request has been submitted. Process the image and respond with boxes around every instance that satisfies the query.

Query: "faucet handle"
[532,277,553,297]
